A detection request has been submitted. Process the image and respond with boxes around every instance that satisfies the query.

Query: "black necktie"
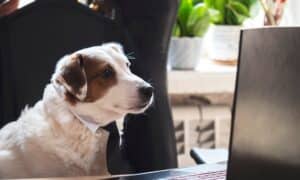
[101,122,133,174]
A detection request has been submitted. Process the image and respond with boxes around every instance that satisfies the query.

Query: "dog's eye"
[102,67,114,79]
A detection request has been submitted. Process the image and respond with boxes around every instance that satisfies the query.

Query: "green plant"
[205,0,258,25]
[173,0,210,37]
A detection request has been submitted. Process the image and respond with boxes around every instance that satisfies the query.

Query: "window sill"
[168,60,237,95]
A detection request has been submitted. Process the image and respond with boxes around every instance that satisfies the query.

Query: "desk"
[25,163,226,180]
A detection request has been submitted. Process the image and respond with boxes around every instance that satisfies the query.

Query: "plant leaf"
[225,9,238,24]
[178,0,193,35]
[236,0,257,8]
[245,0,260,17]
[225,1,249,25]
[214,0,228,15]
[205,0,228,24]
[208,8,222,23]
[228,1,250,17]
[193,0,203,5]
[172,22,181,37]
[187,3,210,37]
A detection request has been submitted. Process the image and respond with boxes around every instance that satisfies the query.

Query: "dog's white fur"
[0,43,153,178]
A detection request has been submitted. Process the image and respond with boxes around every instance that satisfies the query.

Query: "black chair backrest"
[119,0,178,172]
[0,0,124,124]
[0,0,178,173]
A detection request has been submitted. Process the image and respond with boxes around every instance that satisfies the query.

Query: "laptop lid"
[227,27,300,180]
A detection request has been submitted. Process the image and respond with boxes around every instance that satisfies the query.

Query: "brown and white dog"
[0,42,153,178]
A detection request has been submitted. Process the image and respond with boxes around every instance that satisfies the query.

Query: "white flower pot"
[168,37,203,70]
[209,25,242,63]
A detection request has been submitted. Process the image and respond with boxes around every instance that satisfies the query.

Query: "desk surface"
[23,163,226,180]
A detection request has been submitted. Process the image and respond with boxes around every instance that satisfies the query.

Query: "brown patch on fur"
[83,56,117,102]
[0,0,19,16]
[65,92,78,106]
[61,54,117,105]
[61,54,86,97]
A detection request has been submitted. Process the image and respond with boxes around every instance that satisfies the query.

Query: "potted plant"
[206,0,258,64]
[168,0,210,70]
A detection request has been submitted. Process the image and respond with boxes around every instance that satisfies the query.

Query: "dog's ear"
[52,54,87,102]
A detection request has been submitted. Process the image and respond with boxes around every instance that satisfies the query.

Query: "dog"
[0,0,19,17]
[0,42,153,178]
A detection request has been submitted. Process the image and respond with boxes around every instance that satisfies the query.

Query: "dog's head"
[51,43,153,120]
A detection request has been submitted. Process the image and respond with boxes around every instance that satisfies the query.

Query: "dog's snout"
[139,85,153,100]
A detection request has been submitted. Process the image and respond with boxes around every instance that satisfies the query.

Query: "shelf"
[167,60,237,95]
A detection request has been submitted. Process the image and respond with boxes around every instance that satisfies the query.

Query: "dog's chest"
[49,126,110,175]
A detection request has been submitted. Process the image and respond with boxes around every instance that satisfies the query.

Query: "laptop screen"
[227,27,300,180]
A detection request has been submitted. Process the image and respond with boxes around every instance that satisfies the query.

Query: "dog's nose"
[139,85,154,100]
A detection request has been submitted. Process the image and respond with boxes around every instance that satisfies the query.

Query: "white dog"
[0,43,153,178]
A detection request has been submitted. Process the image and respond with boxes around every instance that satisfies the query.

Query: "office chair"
[0,0,178,174]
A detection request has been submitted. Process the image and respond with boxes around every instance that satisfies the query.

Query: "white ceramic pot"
[209,25,242,63]
[168,37,203,70]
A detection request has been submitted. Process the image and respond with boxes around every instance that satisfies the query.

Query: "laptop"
[226,27,300,180]
[177,27,300,180]
[107,27,300,180]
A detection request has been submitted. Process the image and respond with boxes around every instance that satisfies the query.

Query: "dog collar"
[69,109,104,133]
